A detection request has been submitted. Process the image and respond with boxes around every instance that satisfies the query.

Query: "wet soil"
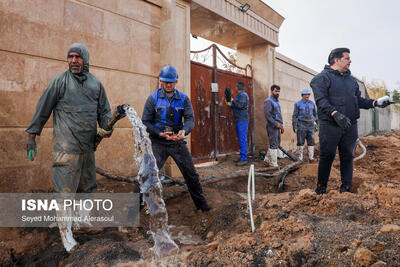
[1,131,400,266]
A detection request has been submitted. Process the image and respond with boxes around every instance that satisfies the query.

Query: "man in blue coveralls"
[292,88,318,161]
[226,82,249,166]
[142,65,211,212]
[264,84,284,167]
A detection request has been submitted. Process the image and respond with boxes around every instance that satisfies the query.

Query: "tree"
[365,80,389,100]
[392,90,400,104]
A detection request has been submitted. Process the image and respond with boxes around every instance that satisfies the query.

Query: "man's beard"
[69,65,82,74]
[273,94,279,100]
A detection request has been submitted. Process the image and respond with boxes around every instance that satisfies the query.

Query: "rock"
[380,224,400,234]
[206,231,214,239]
[204,241,218,252]
[371,261,386,267]
[351,239,361,248]
[270,238,282,248]
[354,247,375,266]
[298,188,315,197]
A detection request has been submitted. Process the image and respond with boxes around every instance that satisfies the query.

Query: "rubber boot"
[269,149,278,167]
[56,207,78,252]
[297,146,304,161]
[308,146,314,161]
[264,149,271,164]
[277,149,286,159]
[73,208,93,230]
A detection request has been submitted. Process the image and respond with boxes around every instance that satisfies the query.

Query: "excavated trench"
[2,131,400,266]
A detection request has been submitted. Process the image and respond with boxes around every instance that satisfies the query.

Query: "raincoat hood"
[67,43,90,72]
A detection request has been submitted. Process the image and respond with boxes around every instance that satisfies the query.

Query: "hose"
[354,140,367,161]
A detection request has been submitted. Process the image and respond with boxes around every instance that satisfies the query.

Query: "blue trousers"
[235,120,249,161]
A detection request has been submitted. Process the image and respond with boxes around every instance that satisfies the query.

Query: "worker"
[142,65,212,212]
[264,84,284,167]
[225,82,249,166]
[311,47,391,194]
[292,88,318,161]
[26,43,125,252]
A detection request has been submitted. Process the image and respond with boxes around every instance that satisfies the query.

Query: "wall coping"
[275,52,318,76]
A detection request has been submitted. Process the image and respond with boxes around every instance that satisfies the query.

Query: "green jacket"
[26,43,111,153]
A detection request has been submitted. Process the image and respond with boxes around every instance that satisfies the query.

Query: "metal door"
[190,62,215,160]
[190,44,253,161]
[216,69,253,155]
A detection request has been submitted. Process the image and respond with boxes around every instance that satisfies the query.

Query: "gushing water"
[125,106,179,257]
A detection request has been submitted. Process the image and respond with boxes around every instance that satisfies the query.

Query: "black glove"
[225,87,231,103]
[375,100,391,108]
[26,135,37,161]
[332,111,351,130]
[116,104,128,117]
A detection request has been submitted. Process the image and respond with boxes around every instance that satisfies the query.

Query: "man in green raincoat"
[25,43,122,251]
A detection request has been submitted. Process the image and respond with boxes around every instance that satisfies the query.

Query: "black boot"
[197,204,213,213]
[315,184,327,195]
[339,184,352,193]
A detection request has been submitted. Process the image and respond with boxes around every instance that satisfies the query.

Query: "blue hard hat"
[301,88,311,95]
[159,65,178,82]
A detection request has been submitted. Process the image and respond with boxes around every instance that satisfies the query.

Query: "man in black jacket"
[310,48,391,194]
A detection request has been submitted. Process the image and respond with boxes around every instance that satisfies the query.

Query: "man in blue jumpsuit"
[26,43,124,252]
[311,48,391,194]
[142,65,211,212]
[226,82,249,166]
[264,84,284,167]
[292,89,318,161]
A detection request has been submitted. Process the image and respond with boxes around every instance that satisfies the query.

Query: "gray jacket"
[26,43,111,153]
[264,96,283,128]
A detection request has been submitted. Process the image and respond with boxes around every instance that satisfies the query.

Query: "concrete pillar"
[160,0,182,177]
[238,44,275,151]
[160,0,177,67]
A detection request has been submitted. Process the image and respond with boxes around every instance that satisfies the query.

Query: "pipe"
[354,140,367,161]
[278,145,298,162]
[248,164,255,232]
[94,104,128,150]
[95,167,137,183]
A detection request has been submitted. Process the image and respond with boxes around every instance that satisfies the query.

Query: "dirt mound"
[1,132,400,266]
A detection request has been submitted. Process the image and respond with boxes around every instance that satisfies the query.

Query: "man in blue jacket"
[292,89,318,161]
[310,48,391,194]
[226,82,249,166]
[264,84,284,167]
[142,65,211,212]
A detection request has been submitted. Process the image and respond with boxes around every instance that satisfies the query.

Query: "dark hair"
[328,48,350,65]
[271,84,280,91]
[236,82,245,91]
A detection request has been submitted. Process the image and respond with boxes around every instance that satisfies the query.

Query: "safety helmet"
[301,89,311,95]
[159,65,178,82]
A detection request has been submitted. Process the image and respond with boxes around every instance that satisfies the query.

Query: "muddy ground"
[1,131,400,266]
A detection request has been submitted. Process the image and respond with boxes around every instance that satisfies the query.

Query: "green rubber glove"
[27,135,37,161]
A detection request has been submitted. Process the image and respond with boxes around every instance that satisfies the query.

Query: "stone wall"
[357,80,374,136]
[0,0,190,192]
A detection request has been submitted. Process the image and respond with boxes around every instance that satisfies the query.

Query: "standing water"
[125,105,179,257]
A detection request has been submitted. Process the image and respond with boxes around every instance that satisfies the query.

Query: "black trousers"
[297,128,315,146]
[151,140,208,209]
[318,123,358,188]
